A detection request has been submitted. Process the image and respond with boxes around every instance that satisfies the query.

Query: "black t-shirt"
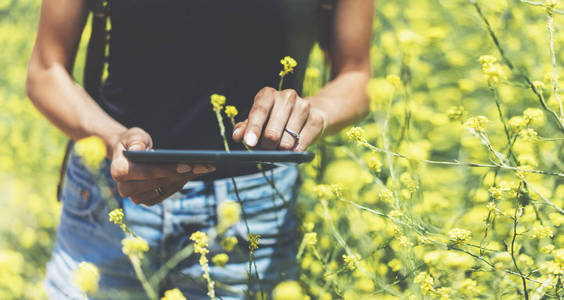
[98,0,321,151]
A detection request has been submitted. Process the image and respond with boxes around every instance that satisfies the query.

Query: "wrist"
[306,95,331,135]
[79,118,127,158]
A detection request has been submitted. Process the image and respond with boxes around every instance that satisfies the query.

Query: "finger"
[260,89,297,150]
[118,173,194,197]
[111,160,184,181]
[279,98,310,150]
[232,119,248,143]
[130,179,190,207]
[293,110,326,152]
[192,164,216,175]
[123,127,153,151]
[244,87,276,147]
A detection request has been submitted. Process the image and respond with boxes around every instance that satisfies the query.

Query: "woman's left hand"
[232,87,327,152]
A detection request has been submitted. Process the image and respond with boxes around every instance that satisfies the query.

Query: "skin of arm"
[232,0,373,151]
[26,0,214,206]
[25,0,126,155]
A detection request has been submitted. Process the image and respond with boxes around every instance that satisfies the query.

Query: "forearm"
[309,69,371,135]
[26,62,126,156]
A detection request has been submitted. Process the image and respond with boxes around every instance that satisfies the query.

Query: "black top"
[98,0,321,151]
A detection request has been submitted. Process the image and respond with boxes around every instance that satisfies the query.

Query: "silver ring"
[284,128,300,139]
[155,186,166,197]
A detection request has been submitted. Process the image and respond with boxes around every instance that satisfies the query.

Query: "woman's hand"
[232,87,328,152]
[110,127,215,206]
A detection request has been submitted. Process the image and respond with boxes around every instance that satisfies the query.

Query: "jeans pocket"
[60,154,108,230]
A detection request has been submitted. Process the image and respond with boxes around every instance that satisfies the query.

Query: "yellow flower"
[367,155,383,173]
[543,261,563,275]
[530,223,554,239]
[400,172,418,193]
[447,228,471,245]
[532,80,545,90]
[331,184,344,199]
[437,287,452,300]
[218,201,241,232]
[121,236,149,259]
[279,56,298,77]
[388,258,403,272]
[386,74,402,88]
[509,116,528,133]
[190,231,215,298]
[488,186,504,200]
[248,233,260,251]
[519,128,538,141]
[414,272,435,295]
[463,116,488,133]
[109,208,124,226]
[486,202,498,214]
[343,253,361,270]
[398,236,412,247]
[272,281,305,300]
[482,63,504,84]
[523,107,544,125]
[161,288,186,300]
[74,136,107,170]
[346,126,367,145]
[478,55,497,66]
[210,94,226,111]
[303,222,314,232]
[220,237,238,252]
[313,184,333,200]
[541,244,555,254]
[447,106,465,121]
[212,253,229,267]
[224,105,238,119]
[304,232,317,246]
[378,188,394,203]
[73,262,100,294]
[190,231,209,255]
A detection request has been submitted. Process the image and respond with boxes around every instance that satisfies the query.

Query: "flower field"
[2,0,564,299]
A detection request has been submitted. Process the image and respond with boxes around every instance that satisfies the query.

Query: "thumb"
[127,142,148,151]
[123,127,153,151]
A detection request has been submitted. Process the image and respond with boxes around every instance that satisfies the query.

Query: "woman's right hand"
[110,127,215,206]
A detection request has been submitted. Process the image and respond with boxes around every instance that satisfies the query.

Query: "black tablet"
[123,149,315,164]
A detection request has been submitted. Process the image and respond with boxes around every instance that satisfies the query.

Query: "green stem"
[149,244,194,287]
[491,86,518,163]
[130,256,158,300]
[216,113,264,298]
[510,205,529,299]
[278,75,285,91]
[215,109,230,152]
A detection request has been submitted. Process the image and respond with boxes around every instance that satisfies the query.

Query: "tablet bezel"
[123,149,315,164]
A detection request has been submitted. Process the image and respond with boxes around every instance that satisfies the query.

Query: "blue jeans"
[44,148,300,299]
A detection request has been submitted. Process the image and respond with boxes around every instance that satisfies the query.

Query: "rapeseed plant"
[7,0,564,298]
[73,262,99,299]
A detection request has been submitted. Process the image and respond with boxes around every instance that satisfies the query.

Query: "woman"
[26,0,373,298]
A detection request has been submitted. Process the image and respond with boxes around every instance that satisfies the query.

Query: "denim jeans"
[44,147,300,299]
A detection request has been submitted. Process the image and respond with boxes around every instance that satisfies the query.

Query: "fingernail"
[176,164,192,173]
[128,143,145,151]
[193,164,208,174]
[244,132,258,147]
[232,128,240,139]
